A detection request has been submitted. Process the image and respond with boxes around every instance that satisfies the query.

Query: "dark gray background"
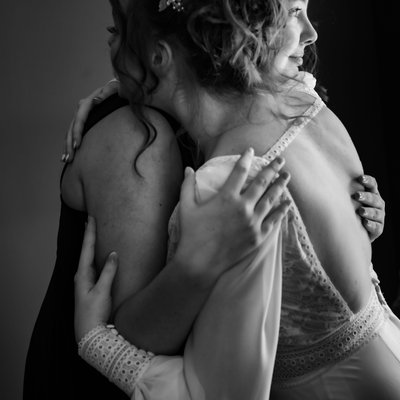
[0,1,398,399]
[0,2,112,399]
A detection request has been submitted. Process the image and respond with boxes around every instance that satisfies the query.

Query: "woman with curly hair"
[70,0,400,398]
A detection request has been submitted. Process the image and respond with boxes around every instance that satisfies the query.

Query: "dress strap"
[262,96,324,162]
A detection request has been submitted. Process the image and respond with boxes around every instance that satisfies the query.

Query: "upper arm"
[64,106,183,311]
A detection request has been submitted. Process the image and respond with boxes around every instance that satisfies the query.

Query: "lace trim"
[273,288,388,387]
[78,324,154,396]
[277,196,353,347]
[262,96,324,162]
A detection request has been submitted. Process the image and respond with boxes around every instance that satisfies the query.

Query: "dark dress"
[23,95,192,399]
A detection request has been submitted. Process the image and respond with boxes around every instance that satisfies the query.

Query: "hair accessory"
[159,0,184,12]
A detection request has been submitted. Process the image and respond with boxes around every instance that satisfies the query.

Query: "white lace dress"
[79,74,400,399]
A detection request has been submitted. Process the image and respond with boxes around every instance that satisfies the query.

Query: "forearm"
[113,257,213,355]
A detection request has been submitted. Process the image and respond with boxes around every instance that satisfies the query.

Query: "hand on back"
[62,78,120,162]
[74,149,291,340]
[353,174,385,242]
[176,148,291,287]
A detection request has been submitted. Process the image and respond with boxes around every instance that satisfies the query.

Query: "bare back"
[211,79,372,313]
[284,105,372,312]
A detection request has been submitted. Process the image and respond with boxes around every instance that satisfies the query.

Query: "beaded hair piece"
[159,0,185,12]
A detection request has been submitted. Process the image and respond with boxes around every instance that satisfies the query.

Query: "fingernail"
[281,171,290,180]
[360,175,368,184]
[184,166,192,177]
[93,96,102,104]
[61,154,66,162]
[247,147,254,155]
[358,207,366,216]
[73,140,78,150]
[276,157,284,165]
[108,251,118,264]
[353,192,363,201]
[65,153,70,162]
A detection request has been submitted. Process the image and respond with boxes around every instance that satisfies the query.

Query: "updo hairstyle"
[109,0,319,170]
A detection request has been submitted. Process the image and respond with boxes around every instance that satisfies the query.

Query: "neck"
[179,90,269,160]
[149,75,280,161]
[183,90,281,160]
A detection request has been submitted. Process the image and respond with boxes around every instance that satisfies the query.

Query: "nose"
[302,19,318,46]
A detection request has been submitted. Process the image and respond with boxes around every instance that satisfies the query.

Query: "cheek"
[280,25,299,55]
[272,26,299,75]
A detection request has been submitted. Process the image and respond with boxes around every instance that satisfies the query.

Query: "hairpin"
[159,0,184,13]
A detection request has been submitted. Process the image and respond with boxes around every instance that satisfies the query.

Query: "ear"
[150,40,173,77]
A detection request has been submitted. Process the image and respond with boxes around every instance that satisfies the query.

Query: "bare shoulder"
[61,105,183,211]
[61,105,184,308]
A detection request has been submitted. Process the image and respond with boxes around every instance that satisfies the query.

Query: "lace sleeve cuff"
[78,324,155,397]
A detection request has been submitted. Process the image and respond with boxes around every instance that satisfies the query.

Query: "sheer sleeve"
[179,158,283,399]
[183,224,282,400]
[78,324,191,400]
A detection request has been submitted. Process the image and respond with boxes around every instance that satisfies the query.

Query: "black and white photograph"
[1,1,399,399]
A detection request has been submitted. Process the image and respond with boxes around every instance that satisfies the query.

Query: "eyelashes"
[288,7,302,18]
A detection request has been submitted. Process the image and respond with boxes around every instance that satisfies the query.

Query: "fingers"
[74,216,97,294]
[361,218,383,242]
[354,174,385,242]
[358,206,385,223]
[69,88,103,155]
[98,78,119,100]
[254,171,290,217]
[353,191,385,211]
[220,148,254,196]
[62,78,119,163]
[242,157,286,207]
[61,119,75,163]
[358,175,378,193]
[362,218,382,232]
[261,199,291,236]
[94,252,118,295]
[179,167,196,208]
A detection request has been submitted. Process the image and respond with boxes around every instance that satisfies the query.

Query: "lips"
[289,55,303,66]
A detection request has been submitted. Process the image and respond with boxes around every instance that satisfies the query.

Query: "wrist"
[75,313,107,344]
[169,250,217,291]
[78,324,154,397]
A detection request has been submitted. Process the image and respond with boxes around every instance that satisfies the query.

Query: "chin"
[285,65,301,79]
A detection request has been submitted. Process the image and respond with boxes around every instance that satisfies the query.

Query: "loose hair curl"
[109,0,321,170]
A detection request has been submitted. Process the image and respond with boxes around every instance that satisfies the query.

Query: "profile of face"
[106,0,319,105]
[273,0,318,79]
